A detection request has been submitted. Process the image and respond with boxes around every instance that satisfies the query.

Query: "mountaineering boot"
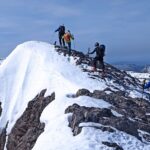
[100,70,105,78]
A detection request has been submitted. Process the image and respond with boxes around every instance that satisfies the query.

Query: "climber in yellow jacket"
[62,30,74,56]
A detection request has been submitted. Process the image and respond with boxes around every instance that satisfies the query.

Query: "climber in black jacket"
[55,24,65,47]
[89,42,105,72]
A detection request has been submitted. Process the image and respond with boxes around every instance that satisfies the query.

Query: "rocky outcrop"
[75,88,150,121]
[76,89,91,97]
[102,141,123,150]
[0,101,2,117]
[55,45,141,93]
[0,122,8,150]
[65,88,150,143]
[0,101,6,150]
[65,104,141,140]
[4,89,55,150]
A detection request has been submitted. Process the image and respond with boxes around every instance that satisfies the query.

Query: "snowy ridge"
[0,41,107,131]
[0,41,150,150]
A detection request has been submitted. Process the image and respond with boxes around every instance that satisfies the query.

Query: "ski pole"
[73,39,75,49]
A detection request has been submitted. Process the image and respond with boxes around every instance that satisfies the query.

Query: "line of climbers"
[55,24,106,74]
[55,24,74,56]
[55,24,150,92]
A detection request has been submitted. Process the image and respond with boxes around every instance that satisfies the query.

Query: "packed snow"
[0,41,150,150]
[127,71,150,80]
[0,59,3,65]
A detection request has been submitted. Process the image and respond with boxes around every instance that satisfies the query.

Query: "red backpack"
[64,33,71,42]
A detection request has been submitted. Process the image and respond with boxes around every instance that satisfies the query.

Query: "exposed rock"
[55,45,85,59]
[102,141,123,150]
[6,89,55,150]
[76,89,91,97]
[0,122,8,150]
[143,133,150,142]
[70,88,150,142]
[65,104,141,140]
[65,86,150,142]
[76,88,150,122]
[94,126,115,133]
[0,101,2,117]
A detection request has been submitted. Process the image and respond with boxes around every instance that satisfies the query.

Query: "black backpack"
[100,44,105,56]
[97,44,105,57]
[60,26,65,34]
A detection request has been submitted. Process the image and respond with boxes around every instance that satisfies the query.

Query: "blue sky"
[0,0,150,64]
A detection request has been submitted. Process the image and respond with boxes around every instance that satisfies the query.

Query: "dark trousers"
[93,56,105,71]
[67,42,71,56]
[59,34,65,46]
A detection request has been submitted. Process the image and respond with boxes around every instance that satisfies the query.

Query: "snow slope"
[0,41,150,150]
[0,59,3,65]
[127,71,150,80]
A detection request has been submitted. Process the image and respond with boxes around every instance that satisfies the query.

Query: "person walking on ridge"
[63,30,74,56]
[88,42,105,73]
[55,24,65,47]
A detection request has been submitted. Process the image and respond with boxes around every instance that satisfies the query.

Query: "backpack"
[60,26,65,34]
[99,44,105,57]
[63,33,71,42]
[97,44,105,57]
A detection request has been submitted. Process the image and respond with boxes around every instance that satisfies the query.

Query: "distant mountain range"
[113,63,150,73]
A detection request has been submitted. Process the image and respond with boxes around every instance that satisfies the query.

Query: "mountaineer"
[63,30,74,57]
[55,24,65,47]
[88,42,105,73]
